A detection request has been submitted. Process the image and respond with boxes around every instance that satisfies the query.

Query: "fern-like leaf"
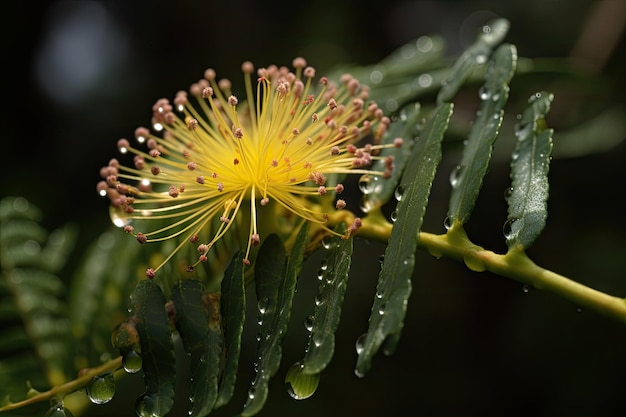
[355,103,453,376]
[505,92,554,249]
[0,197,76,402]
[446,43,517,227]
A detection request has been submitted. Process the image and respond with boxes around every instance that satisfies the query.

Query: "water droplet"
[390,211,398,222]
[316,269,324,281]
[135,393,161,417]
[377,303,386,315]
[394,184,405,201]
[522,284,530,293]
[359,195,375,214]
[122,350,142,374]
[418,73,432,88]
[529,92,542,103]
[314,293,324,306]
[478,86,490,100]
[46,405,74,417]
[355,333,367,355]
[503,218,518,240]
[503,187,513,202]
[86,373,115,404]
[257,297,269,314]
[375,289,384,299]
[378,254,385,264]
[358,174,381,194]
[109,205,131,228]
[449,165,463,188]
[369,69,383,84]
[511,150,519,161]
[320,259,328,271]
[491,92,501,101]
[514,121,531,140]
[304,315,315,332]
[475,54,487,64]
[443,216,454,231]
[416,36,433,52]
[321,237,331,250]
[576,307,583,313]
[285,362,320,400]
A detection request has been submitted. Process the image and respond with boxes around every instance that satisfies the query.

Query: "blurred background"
[3,0,626,416]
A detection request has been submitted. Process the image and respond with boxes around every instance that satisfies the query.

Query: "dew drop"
[109,205,131,228]
[285,362,320,400]
[135,393,161,417]
[449,165,463,188]
[369,70,383,84]
[316,269,324,281]
[45,405,74,417]
[257,296,269,314]
[475,54,487,65]
[304,315,315,332]
[390,210,398,222]
[355,333,367,355]
[358,174,372,194]
[416,36,433,52]
[394,184,405,201]
[314,293,324,306]
[491,92,501,102]
[478,86,490,100]
[321,237,331,250]
[359,196,372,214]
[503,218,517,240]
[378,303,386,315]
[86,373,115,405]
[503,187,513,202]
[418,73,432,88]
[122,350,142,374]
[320,259,328,271]
[378,254,385,264]
[514,122,531,139]
[522,284,530,293]
[443,216,454,231]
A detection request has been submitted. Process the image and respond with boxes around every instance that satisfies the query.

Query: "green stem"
[0,356,123,412]
[358,217,626,324]
[420,225,626,324]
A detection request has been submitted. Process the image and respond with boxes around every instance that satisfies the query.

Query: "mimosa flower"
[97,58,401,276]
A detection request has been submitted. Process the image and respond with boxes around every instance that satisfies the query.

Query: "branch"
[0,357,123,413]
[357,215,626,324]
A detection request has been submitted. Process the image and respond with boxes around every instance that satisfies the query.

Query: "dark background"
[3,0,626,416]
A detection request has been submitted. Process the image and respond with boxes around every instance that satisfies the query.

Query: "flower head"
[97,58,401,276]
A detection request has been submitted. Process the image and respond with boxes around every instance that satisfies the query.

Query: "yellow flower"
[97,58,401,277]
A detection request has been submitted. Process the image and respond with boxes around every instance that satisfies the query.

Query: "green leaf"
[240,234,291,417]
[360,103,421,210]
[171,279,221,416]
[355,103,453,376]
[70,229,144,365]
[301,223,352,375]
[0,197,76,395]
[330,36,446,112]
[505,92,554,250]
[437,18,510,103]
[131,280,176,417]
[447,43,518,227]
[215,251,246,409]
